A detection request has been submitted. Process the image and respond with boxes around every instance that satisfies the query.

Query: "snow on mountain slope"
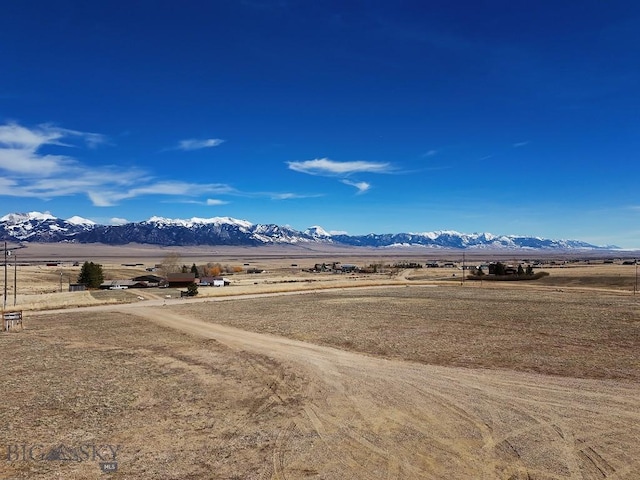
[146,215,253,230]
[0,211,617,249]
[305,226,332,238]
[66,216,96,226]
[1,211,57,224]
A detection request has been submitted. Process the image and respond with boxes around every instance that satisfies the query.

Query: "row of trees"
[177,262,243,277]
[487,262,534,276]
[159,253,243,277]
[473,262,534,277]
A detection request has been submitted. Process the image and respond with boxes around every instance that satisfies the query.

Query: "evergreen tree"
[493,262,506,276]
[77,261,104,288]
[526,265,534,275]
[190,263,199,277]
[517,264,525,276]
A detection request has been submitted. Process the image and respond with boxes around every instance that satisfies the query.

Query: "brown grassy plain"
[1,244,639,479]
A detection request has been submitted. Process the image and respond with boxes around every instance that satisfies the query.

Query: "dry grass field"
[173,285,640,381]
[1,244,640,478]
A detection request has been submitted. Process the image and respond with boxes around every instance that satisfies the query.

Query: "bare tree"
[159,252,182,277]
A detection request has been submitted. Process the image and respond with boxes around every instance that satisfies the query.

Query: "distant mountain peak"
[146,215,253,229]
[0,211,57,224]
[66,215,96,226]
[0,211,618,250]
[305,225,332,237]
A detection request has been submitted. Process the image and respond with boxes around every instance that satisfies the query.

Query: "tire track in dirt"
[122,305,640,479]
[476,378,640,479]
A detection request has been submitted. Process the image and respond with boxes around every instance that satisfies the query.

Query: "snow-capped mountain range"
[0,211,618,250]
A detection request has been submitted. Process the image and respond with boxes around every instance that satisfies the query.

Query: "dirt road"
[121,304,640,479]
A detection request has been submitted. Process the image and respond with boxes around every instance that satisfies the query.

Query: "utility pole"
[3,241,7,310]
[462,252,466,286]
[635,258,638,295]
[13,252,17,306]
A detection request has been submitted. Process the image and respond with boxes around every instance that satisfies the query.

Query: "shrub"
[186,282,199,297]
[467,271,549,282]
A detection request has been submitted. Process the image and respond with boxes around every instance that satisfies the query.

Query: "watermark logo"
[5,444,120,473]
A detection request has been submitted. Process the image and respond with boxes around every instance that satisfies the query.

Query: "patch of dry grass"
[0,312,306,479]
[175,285,640,381]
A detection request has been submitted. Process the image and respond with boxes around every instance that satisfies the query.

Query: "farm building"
[68,283,86,292]
[132,274,166,287]
[199,276,230,287]
[99,280,147,290]
[166,273,198,288]
[338,264,358,273]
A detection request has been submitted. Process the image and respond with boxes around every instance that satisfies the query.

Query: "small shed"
[69,283,86,292]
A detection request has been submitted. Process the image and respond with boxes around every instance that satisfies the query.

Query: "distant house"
[166,273,198,288]
[132,274,165,287]
[99,279,147,290]
[488,263,519,275]
[199,276,230,287]
[339,264,358,273]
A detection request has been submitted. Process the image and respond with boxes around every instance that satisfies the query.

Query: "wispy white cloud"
[513,141,529,148]
[270,192,323,200]
[0,122,107,150]
[110,217,129,225]
[176,138,225,151]
[287,158,393,176]
[0,122,107,176]
[287,157,394,196]
[272,193,300,200]
[86,181,236,207]
[0,122,236,207]
[206,198,229,205]
[167,198,232,206]
[329,230,348,235]
[422,149,438,157]
[126,181,234,198]
[341,179,371,194]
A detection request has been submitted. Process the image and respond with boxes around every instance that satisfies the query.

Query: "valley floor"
[1,284,639,479]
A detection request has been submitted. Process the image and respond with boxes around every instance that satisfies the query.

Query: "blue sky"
[1,1,639,248]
